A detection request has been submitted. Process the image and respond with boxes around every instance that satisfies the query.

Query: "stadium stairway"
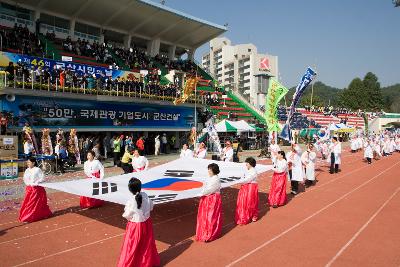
[300,110,340,128]
[336,113,365,128]
[300,110,364,128]
[39,34,61,61]
[196,85,265,123]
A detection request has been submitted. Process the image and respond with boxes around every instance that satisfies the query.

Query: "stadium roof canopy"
[6,0,227,53]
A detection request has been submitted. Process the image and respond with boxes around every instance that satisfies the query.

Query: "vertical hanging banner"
[265,79,288,132]
[280,67,317,140]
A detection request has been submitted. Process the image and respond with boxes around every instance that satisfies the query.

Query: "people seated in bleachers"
[1,24,44,57]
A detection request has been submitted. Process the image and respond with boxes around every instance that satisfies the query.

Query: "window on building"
[40,13,69,29]
[0,3,32,20]
[75,22,100,36]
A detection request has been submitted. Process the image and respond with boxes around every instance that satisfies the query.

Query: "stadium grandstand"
[0,0,272,136]
[0,0,372,139]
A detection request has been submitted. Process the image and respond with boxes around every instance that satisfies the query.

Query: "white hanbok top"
[122,192,153,223]
[364,143,373,158]
[23,166,45,186]
[329,142,342,164]
[396,138,400,150]
[302,151,317,181]
[84,159,104,179]
[180,149,193,158]
[287,147,304,182]
[270,144,280,163]
[195,148,207,159]
[24,142,34,154]
[350,139,358,150]
[273,159,288,173]
[383,140,391,153]
[222,147,234,162]
[357,138,363,149]
[241,167,257,184]
[154,137,160,147]
[321,143,328,155]
[132,156,149,171]
[200,175,221,196]
[390,140,396,153]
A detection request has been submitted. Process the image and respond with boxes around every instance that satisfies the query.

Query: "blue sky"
[164,0,400,89]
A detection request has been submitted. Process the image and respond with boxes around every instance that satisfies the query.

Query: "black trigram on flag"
[164,170,194,177]
[92,182,118,196]
[220,176,241,183]
[148,194,178,203]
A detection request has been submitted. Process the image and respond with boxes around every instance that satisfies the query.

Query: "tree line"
[283,72,400,113]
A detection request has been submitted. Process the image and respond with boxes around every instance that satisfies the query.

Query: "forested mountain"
[279,75,400,112]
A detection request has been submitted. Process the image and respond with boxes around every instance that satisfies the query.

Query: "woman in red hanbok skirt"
[80,151,105,208]
[235,157,259,225]
[196,163,223,242]
[268,151,288,208]
[117,178,160,267]
[19,157,52,223]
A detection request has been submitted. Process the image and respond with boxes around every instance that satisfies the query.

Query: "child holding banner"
[19,157,52,223]
[196,163,223,242]
[235,157,259,225]
[117,178,160,267]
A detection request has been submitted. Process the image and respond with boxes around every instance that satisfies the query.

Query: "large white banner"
[42,158,271,205]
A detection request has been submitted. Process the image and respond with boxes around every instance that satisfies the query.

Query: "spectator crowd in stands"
[62,37,116,66]
[304,105,366,117]
[5,61,180,99]
[1,24,44,57]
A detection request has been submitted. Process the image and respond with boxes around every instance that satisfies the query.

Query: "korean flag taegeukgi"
[41,158,272,205]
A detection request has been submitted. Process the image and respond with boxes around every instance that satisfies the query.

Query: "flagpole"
[310,81,314,106]
[310,61,317,106]
[194,69,198,145]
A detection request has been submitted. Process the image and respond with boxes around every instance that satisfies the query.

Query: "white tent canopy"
[215,120,255,133]
[328,123,354,131]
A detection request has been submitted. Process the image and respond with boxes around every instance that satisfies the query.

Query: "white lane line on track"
[7,153,389,265]
[225,160,400,267]
[325,186,400,267]
[2,154,367,254]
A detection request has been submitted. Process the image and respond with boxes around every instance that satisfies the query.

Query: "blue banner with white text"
[280,67,316,140]
[1,95,195,130]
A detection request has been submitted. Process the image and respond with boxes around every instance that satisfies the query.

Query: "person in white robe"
[390,138,396,154]
[395,136,400,152]
[194,142,207,159]
[301,143,317,187]
[374,140,382,159]
[131,149,149,172]
[329,137,341,174]
[154,135,160,156]
[83,156,104,179]
[320,141,328,160]
[180,144,194,158]
[269,139,280,165]
[287,143,304,195]
[364,140,373,164]
[221,141,234,162]
[357,137,363,151]
[24,140,35,156]
[350,137,358,153]
[383,138,391,156]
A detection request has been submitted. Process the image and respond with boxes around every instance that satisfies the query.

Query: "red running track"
[0,151,399,266]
